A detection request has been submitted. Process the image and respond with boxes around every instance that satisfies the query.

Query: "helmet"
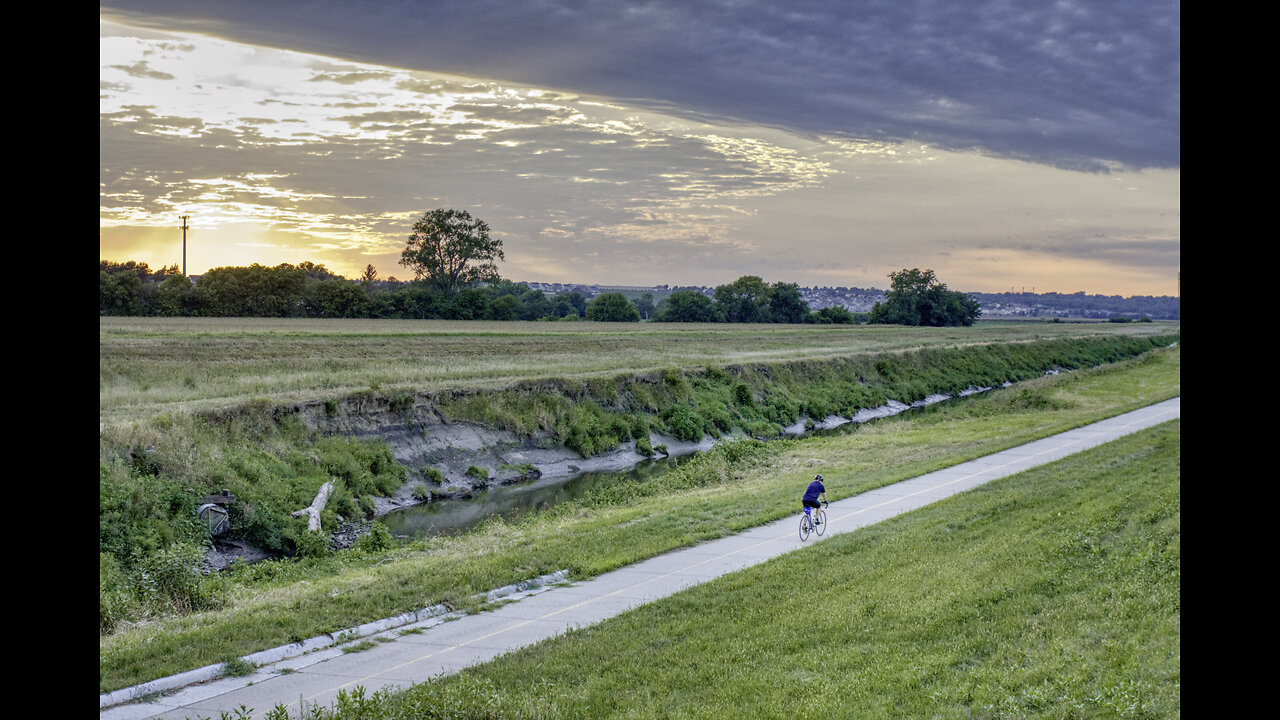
[814,474,823,481]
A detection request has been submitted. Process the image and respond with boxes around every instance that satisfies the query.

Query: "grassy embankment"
[99,321,1175,643]
[294,419,1179,720]
[100,340,1179,694]
[100,318,1178,573]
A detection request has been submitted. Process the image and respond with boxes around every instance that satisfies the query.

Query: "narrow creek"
[381,453,698,539]
[380,383,1006,541]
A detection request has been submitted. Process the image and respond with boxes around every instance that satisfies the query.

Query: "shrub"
[465,465,490,481]
[389,392,415,412]
[133,542,221,615]
[662,405,705,442]
[292,529,331,559]
[100,553,135,634]
[354,522,394,553]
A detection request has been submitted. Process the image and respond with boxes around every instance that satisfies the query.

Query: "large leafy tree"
[712,275,771,323]
[868,268,981,326]
[585,292,641,322]
[767,281,809,323]
[399,209,504,296]
[654,289,717,322]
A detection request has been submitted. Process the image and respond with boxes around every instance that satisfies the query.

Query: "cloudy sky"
[100,1,1179,296]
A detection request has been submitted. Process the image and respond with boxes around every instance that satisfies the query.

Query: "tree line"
[99,260,871,324]
[102,208,981,326]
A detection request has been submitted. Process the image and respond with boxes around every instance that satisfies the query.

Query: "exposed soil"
[205,399,715,569]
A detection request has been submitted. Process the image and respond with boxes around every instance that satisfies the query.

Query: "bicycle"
[799,501,828,541]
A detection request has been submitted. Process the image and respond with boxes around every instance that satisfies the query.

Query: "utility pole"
[179,215,190,277]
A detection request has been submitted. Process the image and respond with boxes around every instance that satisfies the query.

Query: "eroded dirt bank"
[289,395,716,516]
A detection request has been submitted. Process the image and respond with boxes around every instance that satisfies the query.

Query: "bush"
[354,522,394,553]
[292,529,332,559]
[662,405,705,442]
[100,553,135,634]
[133,542,221,615]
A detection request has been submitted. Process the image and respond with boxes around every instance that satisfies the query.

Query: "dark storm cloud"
[99,0,1178,172]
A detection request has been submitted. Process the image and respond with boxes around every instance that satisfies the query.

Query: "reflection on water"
[382,453,696,540]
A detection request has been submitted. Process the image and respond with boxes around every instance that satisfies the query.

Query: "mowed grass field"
[360,420,1179,720]
[100,317,1178,425]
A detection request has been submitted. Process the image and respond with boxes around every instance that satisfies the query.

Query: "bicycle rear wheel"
[815,508,828,536]
[799,513,812,541]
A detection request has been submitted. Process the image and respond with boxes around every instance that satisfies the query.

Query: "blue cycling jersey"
[802,480,825,503]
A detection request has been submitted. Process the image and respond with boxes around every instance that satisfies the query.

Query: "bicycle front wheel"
[799,514,812,541]
[815,508,828,536]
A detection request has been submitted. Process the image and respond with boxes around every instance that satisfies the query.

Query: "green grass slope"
[315,419,1180,719]
[102,345,1178,697]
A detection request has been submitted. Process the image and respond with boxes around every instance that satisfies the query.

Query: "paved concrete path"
[102,398,1180,720]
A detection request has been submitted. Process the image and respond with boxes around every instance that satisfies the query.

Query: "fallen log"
[291,480,334,533]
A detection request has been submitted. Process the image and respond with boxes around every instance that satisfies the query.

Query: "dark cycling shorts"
[802,499,822,509]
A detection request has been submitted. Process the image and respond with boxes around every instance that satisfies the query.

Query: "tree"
[446,287,490,319]
[153,275,196,317]
[653,289,718,322]
[807,305,856,324]
[713,276,772,323]
[767,281,809,323]
[549,291,587,319]
[488,294,521,321]
[195,264,307,317]
[868,268,981,326]
[100,270,145,315]
[399,209,504,296]
[585,292,641,322]
[301,278,367,318]
[633,293,655,320]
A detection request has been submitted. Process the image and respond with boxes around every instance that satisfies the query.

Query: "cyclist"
[802,474,829,527]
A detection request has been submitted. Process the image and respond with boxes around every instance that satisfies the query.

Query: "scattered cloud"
[99,5,1179,296]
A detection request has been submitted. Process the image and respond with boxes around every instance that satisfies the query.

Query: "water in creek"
[381,452,698,539]
[379,385,995,541]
